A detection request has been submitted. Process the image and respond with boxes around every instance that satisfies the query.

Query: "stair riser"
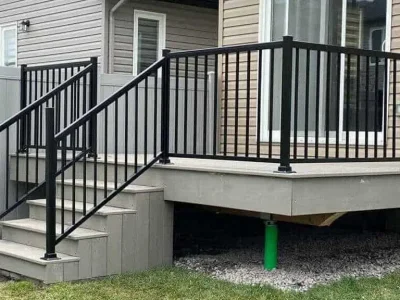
[3,226,80,256]
[29,205,108,231]
[1,226,108,279]
[55,184,153,209]
[0,254,79,284]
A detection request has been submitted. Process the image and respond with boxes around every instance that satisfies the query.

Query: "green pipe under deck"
[264,221,278,270]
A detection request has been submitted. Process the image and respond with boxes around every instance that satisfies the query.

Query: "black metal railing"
[0,58,97,221]
[42,36,400,258]
[42,55,167,259]
[167,41,284,163]
[287,38,397,166]
[166,36,400,171]
[20,59,97,151]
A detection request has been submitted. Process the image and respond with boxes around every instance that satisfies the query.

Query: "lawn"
[1,268,400,300]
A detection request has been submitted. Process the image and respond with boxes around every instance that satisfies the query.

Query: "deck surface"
[97,154,400,178]
[12,153,400,216]
[23,152,400,178]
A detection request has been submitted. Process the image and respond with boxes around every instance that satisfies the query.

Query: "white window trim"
[0,23,18,67]
[133,10,166,75]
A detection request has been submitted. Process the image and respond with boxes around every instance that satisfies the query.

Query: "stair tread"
[1,219,108,240]
[57,179,163,193]
[0,240,79,265]
[27,199,136,215]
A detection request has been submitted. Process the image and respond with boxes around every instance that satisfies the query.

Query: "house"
[0,0,218,71]
[0,0,400,283]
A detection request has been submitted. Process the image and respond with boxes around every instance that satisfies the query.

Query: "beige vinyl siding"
[0,0,102,66]
[222,0,259,46]
[111,0,218,74]
[220,0,260,155]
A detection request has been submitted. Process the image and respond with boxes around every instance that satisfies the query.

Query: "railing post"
[88,57,98,157]
[42,108,59,260]
[19,64,27,152]
[160,49,171,164]
[278,36,294,173]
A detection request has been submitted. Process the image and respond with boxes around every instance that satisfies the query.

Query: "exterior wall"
[220,0,259,46]
[111,0,218,74]
[219,0,398,157]
[220,0,260,155]
[0,0,103,66]
[391,0,400,149]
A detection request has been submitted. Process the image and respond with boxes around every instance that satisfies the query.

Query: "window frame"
[0,23,18,67]
[369,26,386,66]
[133,10,166,75]
[259,0,391,144]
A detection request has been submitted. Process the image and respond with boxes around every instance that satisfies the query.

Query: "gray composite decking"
[10,153,400,217]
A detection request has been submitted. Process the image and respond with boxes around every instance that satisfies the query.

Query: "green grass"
[1,268,400,300]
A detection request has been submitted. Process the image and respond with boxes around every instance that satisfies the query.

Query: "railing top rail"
[167,41,284,58]
[168,36,400,60]
[293,40,400,59]
[0,63,93,132]
[55,57,165,141]
[24,60,92,71]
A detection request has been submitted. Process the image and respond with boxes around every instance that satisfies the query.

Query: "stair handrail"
[55,58,165,141]
[43,55,169,259]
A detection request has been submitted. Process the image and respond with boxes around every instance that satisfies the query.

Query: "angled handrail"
[43,56,168,258]
[56,58,165,140]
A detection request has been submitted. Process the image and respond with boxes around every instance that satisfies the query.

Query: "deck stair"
[0,179,172,283]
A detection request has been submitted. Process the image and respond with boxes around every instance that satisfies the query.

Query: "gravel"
[175,226,400,291]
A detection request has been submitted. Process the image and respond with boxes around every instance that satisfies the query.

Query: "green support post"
[264,221,278,271]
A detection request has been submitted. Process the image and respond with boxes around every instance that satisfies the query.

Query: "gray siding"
[111,0,218,74]
[0,0,103,66]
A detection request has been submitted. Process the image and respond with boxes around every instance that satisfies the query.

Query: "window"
[0,24,17,67]
[133,10,166,75]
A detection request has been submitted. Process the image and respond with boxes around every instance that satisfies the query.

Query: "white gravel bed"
[175,227,400,291]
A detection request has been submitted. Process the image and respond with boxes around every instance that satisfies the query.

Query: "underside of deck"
[11,153,400,217]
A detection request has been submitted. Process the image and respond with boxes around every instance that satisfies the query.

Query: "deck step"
[60,179,163,193]
[27,199,136,231]
[1,218,109,279]
[56,179,164,209]
[0,218,108,240]
[0,240,79,283]
[27,199,136,215]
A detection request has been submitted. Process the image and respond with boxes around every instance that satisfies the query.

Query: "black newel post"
[160,49,171,164]
[278,36,294,173]
[19,64,27,151]
[42,108,59,260]
[88,57,98,158]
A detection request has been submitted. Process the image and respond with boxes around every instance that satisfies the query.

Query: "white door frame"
[259,0,392,145]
